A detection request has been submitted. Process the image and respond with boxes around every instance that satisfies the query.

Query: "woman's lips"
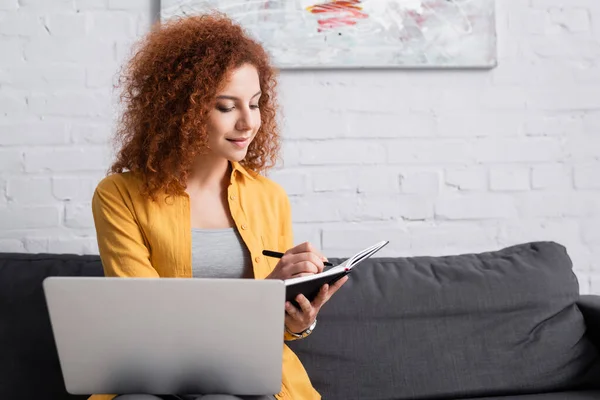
[226,137,250,148]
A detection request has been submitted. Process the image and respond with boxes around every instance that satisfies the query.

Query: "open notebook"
[284,240,389,304]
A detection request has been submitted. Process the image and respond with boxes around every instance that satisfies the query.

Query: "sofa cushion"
[288,242,600,400]
[0,253,103,400]
[578,295,600,350]
[464,390,600,399]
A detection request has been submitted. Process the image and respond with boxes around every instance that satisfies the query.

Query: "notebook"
[285,240,389,304]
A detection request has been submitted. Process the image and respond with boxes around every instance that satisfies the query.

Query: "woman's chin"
[226,151,248,162]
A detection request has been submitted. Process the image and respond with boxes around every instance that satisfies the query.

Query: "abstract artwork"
[161,0,497,69]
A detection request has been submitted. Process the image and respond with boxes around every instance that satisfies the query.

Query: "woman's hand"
[284,276,349,334]
[265,242,327,280]
[265,241,347,334]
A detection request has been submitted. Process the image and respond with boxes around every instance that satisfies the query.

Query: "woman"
[90,12,347,400]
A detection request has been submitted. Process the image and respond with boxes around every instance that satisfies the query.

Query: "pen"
[262,250,333,267]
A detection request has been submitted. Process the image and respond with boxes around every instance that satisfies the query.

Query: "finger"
[296,294,313,315]
[326,276,349,297]
[311,284,329,309]
[285,301,301,318]
[314,257,325,273]
[315,277,349,309]
[285,250,323,266]
[285,242,314,255]
[285,252,325,273]
[288,260,320,276]
[305,243,327,265]
[286,242,327,262]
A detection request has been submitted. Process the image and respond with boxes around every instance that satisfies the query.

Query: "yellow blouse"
[89,161,320,400]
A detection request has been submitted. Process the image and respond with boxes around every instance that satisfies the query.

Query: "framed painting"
[161,0,497,69]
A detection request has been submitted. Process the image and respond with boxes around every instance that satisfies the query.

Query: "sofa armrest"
[578,295,600,348]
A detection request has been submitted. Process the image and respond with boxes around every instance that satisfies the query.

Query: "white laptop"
[43,277,286,396]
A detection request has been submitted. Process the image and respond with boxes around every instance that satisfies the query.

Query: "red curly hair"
[110,12,280,199]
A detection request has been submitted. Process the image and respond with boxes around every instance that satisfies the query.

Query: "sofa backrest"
[288,241,600,400]
[0,253,103,400]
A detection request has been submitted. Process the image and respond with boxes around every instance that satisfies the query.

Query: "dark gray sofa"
[1,241,599,399]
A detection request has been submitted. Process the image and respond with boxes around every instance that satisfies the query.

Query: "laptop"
[43,277,286,396]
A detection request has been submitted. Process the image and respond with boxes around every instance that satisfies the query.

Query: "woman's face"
[206,63,262,162]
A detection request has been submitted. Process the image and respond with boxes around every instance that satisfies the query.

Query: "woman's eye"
[216,104,259,112]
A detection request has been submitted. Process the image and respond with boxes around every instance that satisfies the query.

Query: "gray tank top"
[191,227,253,279]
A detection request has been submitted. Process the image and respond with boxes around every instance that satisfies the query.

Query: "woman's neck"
[186,156,231,193]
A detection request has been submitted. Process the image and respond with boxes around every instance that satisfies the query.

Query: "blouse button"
[241,224,247,230]
[229,194,236,201]
[254,256,261,263]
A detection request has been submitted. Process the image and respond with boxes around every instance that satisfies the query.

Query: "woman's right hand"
[266,242,327,280]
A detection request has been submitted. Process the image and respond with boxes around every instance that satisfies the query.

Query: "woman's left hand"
[284,276,349,335]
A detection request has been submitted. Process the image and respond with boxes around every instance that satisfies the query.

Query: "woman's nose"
[236,109,255,131]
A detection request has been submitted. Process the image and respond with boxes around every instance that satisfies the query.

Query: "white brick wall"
[0,0,154,256]
[1,0,599,294]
